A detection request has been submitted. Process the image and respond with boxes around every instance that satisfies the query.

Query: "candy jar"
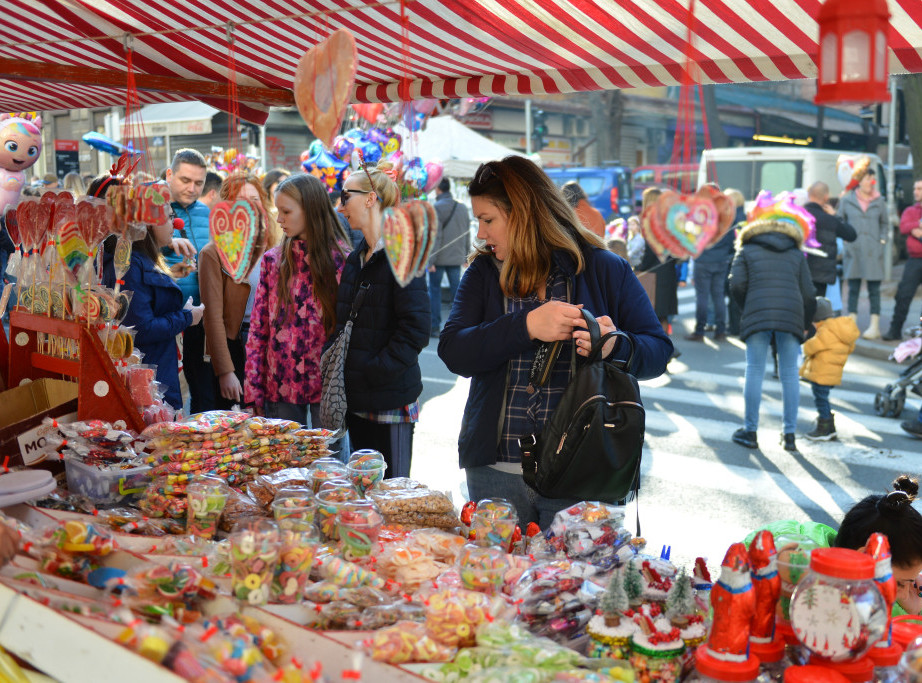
[899,635,922,682]
[789,548,887,663]
[345,456,387,496]
[457,543,507,595]
[306,458,348,493]
[335,499,384,561]
[185,475,230,540]
[471,497,517,549]
[229,519,280,605]
[270,487,316,531]
[587,565,638,659]
[315,485,359,541]
[629,620,686,682]
[272,526,318,604]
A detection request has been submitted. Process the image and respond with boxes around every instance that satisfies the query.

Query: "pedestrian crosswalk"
[634,287,921,567]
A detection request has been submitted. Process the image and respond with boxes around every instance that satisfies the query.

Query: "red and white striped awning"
[1,0,921,124]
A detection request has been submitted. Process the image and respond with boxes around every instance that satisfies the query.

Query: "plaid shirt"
[352,400,420,424]
[498,269,573,463]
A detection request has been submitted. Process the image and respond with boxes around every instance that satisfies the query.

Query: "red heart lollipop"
[3,205,20,247]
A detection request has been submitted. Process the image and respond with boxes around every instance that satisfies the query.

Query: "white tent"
[395,116,523,178]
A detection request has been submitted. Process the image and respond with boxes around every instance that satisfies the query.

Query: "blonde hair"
[641,186,662,212]
[723,188,745,208]
[351,160,400,208]
[606,237,628,260]
[62,172,85,196]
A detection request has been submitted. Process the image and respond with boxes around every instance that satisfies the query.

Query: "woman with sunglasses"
[332,161,430,477]
[244,173,350,425]
[438,156,672,528]
[200,174,281,410]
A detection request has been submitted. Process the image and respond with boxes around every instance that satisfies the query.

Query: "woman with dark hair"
[438,156,672,527]
[200,174,280,409]
[332,161,430,478]
[244,173,350,424]
[262,167,291,204]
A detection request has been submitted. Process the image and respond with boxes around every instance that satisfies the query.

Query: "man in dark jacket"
[428,178,470,336]
[729,208,816,453]
[804,181,856,297]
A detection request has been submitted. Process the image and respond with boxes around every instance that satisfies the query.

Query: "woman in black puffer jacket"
[729,206,816,453]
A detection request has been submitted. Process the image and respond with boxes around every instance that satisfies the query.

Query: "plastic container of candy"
[64,458,151,505]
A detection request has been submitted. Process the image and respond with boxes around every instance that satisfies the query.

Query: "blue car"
[544,165,633,221]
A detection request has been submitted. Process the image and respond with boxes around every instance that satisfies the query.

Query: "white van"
[698,147,887,207]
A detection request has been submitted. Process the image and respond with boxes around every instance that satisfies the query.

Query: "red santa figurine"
[706,542,755,661]
[748,530,781,643]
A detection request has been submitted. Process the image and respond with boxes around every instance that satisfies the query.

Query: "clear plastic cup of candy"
[458,543,508,594]
[335,500,384,561]
[229,519,280,606]
[315,486,360,541]
[318,477,358,495]
[272,526,319,604]
[185,475,230,540]
[345,459,387,496]
[270,487,316,531]
[471,498,518,549]
[307,458,349,493]
[348,449,384,464]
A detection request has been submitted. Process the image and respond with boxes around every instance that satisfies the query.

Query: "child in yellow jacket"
[800,297,860,441]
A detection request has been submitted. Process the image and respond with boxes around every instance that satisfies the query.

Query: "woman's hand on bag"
[219,372,243,402]
[526,301,584,342]
[572,314,619,358]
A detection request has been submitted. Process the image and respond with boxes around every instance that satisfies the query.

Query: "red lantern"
[814,0,890,105]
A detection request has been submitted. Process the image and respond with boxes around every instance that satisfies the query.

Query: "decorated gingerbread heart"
[293,29,358,149]
[382,206,416,287]
[696,185,736,239]
[134,184,171,225]
[209,198,267,283]
[648,191,687,259]
[665,195,718,258]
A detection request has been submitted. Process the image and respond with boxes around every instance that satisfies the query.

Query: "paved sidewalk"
[850,261,922,362]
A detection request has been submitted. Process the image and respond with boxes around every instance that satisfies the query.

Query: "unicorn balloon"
[0,112,43,213]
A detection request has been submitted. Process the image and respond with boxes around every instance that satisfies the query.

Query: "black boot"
[781,433,799,452]
[806,415,837,441]
[882,327,902,342]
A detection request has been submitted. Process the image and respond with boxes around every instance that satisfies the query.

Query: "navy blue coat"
[438,246,673,469]
[118,251,193,409]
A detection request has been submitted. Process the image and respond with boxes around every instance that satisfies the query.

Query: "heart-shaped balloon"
[423,161,444,193]
[209,198,267,283]
[352,103,384,125]
[293,29,358,149]
[55,220,90,282]
[382,206,416,287]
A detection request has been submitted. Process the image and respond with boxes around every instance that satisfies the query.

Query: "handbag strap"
[349,282,370,321]
[580,309,635,371]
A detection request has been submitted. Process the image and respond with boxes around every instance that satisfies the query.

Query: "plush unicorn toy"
[0,112,43,213]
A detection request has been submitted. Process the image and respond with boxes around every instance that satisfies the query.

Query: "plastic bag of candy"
[362,620,457,664]
[511,559,600,643]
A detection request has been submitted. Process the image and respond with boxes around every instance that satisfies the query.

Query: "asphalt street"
[411,286,922,571]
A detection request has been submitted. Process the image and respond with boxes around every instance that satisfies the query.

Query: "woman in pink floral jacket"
[244,174,350,424]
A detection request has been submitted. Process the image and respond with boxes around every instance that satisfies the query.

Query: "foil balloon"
[406,156,423,169]
[423,161,444,193]
[387,152,405,177]
[358,139,382,166]
[293,29,358,149]
[332,135,355,162]
[300,149,313,164]
[383,129,402,156]
[343,128,365,141]
[303,149,348,192]
[404,165,428,193]
[307,138,325,157]
[352,103,384,125]
[366,127,389,151]
[0,112,42,214]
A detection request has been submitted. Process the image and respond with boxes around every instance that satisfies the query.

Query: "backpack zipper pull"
[556,432,567,454]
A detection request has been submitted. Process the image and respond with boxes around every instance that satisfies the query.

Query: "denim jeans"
[428,265,461,330]
[693,260,727,334]
[847,278,881,316]
[811,382,832,420]
[743,330,801,434]
[465,466,583,529]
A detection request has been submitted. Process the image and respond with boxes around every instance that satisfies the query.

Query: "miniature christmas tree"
[665,567,695,627]
[600,567,630,626]
[623,559,645,606]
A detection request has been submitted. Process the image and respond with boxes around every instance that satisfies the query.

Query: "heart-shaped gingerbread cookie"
[209,198,267,283]
[293,29,358,149]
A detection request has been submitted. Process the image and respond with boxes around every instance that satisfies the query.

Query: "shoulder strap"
[350,282,370,321]
[443,201,458,227]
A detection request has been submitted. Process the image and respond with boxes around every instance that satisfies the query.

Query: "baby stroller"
[874,321,922,418]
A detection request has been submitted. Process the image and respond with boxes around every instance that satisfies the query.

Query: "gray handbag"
[319,282,369,435]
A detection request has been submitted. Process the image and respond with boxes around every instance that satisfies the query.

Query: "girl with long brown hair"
[244,173,350,423]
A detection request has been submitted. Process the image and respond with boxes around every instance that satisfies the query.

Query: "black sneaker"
[684,333,705,342]
[782,433,799,452]
[901,420,922,439]
[882,330,902,342]
[732,428,758,449]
